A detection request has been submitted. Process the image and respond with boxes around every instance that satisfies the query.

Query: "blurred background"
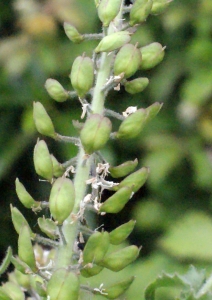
[1,0,212,299]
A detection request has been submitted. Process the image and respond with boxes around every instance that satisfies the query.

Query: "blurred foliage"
[1,0,212,299]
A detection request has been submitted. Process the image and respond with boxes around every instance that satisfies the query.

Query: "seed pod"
[47,269,79,300]
[10,205,35,238]
[116,108,147,139]
[99,186,133,214]
[80,114,112,154]
[124,77,149,94]
[70,55,94,98]
[139,42,165,70]
[29,274,46,297]
[129,0,153,26]
[49,177,75,224]
[83,231,110,264]
[38,217,58,239]
[63,22,84,43]
[145,102,163,123]
[109,159,138,178]
[151,0,172,15]
[33,139,53,181]
[109,220,136,245]
[0,286,12,300]
[15,178,40,209]
[98,0,122,27]
[18,225,37,273]
[114,44,142,78]
[51,154,65,177]
[95,276,135,299]
[95,31,131,53]
[99,245,140,272]
[1,282,25,300]
[33,102,56,138]
[114,167,149,193]
[14,269,30,290]
[45,78,68,102]
[81,264,104,278]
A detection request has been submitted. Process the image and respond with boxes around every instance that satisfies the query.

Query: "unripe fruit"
[99,245,140,272]
[33,102,56,138]
[1,282,25,300]
[14,269,30,290]
[80,114,112,154]
[81,264,104,278]
[97,0,122,27]
[0,286,11,300]
[116,108,147,139]
[70,55,94,98]
[11,256,31,275]
[151,0,172,15]
[51,154,65,177]
[45,78,68,102]
[38,217,58,239]
[129,0,153,26]
[15,178,40,209]
[114,44,142,78]
[109,220,136,245]
[95,31,131,53]
[139,42,165,70]
[124,77,149,94]
[10,205,35,238]
[33,139,53,181]
[49,177,75,224]
[29,275,46,297]
[145,102,163,123]
[99,186,133,214]
[47,269,79,300]
[109,159,138,178]
[63,22,84,43]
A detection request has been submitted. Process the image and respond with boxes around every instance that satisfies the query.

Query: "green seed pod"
[33,139,53,181]
[51,154,65,177]
[81,264,104,278]
[95,276,135,299]
[124,77,149,94]
[109,159,138,178]
[114,167,149,193]
[109,220,136,245]
[29,275,46,297]
[1,282,25,300]
[99,245,140,272]
[80,114,112,154]
[145,102,163,123]
[11,256,32,274]
[139,42,165,70]
[151,0,172,15]
[33,102,56,138]
[15,178,40,209]
[63,22,84,43]
[70,55,94,98]
[83,231,110,264]
[97,0,122,27]
[99,186,133,214]
[47,269,80,300]
[14,269,30,290]
[10,205,35,238]
[95,31,131,53]
[116,108,147,139]
[129,0,153,26]
[0,247,12,277]
[18,225,37,273]
[49,177,75,224]
[38,217,58,239]
[114,44,142,78]
[45,78,68,102]
[0,287,11,300]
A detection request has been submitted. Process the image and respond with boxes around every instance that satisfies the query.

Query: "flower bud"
[151,0,172,15]
[0,287,10,300]
[124,77,149,94]
[95,31,131,53]
[145,102,163,123]
[109,220,136,245]
[139,42,165,70]
[95,276,135,299]
[15,178,40,209]
[114,167,149,193]
[47,269,80,300]
[33,139,53,181]
[45,78,68,102]
[10,205,35,238]
[114,44,142,78]
[70,55,94,98]
[18,225,37,273]
[109,159,138,178]
[80,114,112,154]
[33,102,56,138]
[1,282,25,300]
[63,22,84,43]
[51,154,65,177]
[49,177,75,224]
[38,217,58,239]
[99,186,133,214]
[116,108,147,139]
[129,0,153,26]
[81,264,104,278]
[99,245,140,272]
[97,0,122,27]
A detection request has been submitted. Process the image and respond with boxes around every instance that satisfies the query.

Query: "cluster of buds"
[0,0,172,299]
